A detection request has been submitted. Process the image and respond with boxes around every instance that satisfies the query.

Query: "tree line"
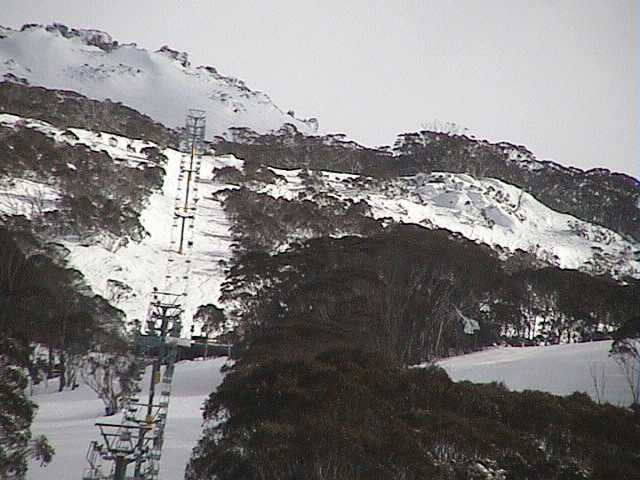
[0,82,175,147]
[221,225,638,362]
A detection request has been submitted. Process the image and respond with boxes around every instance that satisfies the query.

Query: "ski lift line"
[83,111,206,480]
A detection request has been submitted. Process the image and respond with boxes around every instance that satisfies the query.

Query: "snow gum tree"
[81,352,137,416]
[193,303,226,337]
[611,315,640,408]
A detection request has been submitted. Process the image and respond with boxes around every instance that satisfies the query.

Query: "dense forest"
[189,336,640,479]
[187,228,640,480]
[216,168,639,352]
[220,226,639,363]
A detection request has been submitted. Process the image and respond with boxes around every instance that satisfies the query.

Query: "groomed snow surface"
[438,340,633,407]
[28,357,228,480]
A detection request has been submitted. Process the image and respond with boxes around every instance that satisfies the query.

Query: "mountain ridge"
[0,23,319,139]
[214,126,640,243]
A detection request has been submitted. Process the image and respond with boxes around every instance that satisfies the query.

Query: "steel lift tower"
[82,110,206,480]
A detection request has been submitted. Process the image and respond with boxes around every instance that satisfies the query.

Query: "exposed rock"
[156,45,190,68]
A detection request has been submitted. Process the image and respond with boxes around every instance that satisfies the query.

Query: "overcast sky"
[1,1,638,177]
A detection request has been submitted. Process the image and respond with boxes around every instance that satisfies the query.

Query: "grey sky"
[1,0,637,177]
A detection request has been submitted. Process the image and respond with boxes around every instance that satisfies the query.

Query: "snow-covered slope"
[437,340,632,407]
[0,113,234,334]
[0,112,158,168]
[61,147,235,332]
[257,167,640,277]
[0,23,318,138]
[28,356,228,480]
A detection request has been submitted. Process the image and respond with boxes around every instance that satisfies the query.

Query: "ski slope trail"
[438,340,633,407]
[28,357,228,480]
[59,143,237,334]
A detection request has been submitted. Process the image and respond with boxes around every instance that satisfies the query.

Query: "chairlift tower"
[82,110,206,480]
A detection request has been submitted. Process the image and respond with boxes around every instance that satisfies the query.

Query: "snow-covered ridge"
[398,131,640,187]
[256,167,640,277]
[0,23,319,138]
[21,23,117,51]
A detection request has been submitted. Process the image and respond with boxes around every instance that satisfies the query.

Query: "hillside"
[1,108,638,350]
[215,126,640,243]
[233,165,639,278]
[0,111,234,334]
[3,110,636,340]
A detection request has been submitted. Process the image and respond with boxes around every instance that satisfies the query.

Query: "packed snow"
[438,340,634,407]
[27,356,229,480]
[0,24,318,139]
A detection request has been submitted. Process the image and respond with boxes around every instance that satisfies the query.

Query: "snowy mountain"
[2,23,639,480]
[1,110,637,338]
[0,23,637,324]
[0,23,318,138]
